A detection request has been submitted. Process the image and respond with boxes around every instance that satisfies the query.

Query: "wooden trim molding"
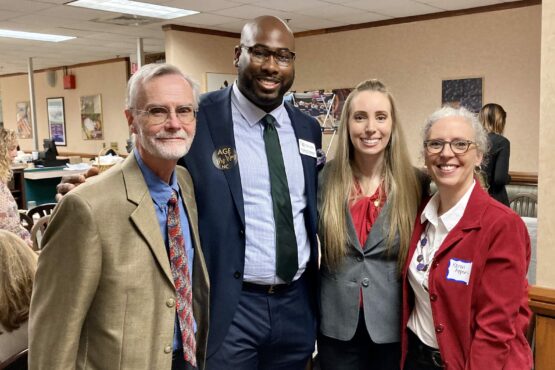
[163,24,239,38]
[510,171,538,185]
[529,285,555,370]
[295,0,541,38]
[0,57,130,78]
[529,285,555,318]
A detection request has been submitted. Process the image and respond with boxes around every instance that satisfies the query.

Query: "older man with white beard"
[29,63,210,370]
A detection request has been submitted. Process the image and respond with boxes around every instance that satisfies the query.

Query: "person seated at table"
[0,128,31,247]
[0,229,38,363]
[401,106,532,370]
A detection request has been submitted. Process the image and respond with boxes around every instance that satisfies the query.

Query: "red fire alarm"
[63,74,76,89]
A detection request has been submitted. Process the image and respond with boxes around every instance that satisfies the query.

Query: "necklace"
[416,223,431,272]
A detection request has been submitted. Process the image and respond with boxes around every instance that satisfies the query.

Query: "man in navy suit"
[181,15,321,370]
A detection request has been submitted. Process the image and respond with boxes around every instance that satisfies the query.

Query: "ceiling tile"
[251,0,325,12]
[417,0,504,11]
[164,0,243,12]
[345,0,443,17]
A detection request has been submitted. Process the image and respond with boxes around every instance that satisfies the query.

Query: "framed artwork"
[206,72,237,92]
[441,77,483,113]
[47,97,67,146]
[80,94,103,140]
[16,101,32,139]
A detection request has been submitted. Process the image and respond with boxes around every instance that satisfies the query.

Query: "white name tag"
[299,139,317,158]
[446,258,472,285]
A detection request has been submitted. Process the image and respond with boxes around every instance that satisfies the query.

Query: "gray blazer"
[319,200,402,343]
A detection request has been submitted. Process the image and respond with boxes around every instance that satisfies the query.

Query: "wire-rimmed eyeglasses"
[133,105,197,126]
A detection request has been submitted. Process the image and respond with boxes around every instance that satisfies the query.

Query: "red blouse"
[349,179,386,248]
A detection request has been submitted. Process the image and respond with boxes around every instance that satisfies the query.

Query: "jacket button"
[361,278,369,287]
[234,271,241,279]
[164,345,172,354]
[435,324,444,333]
[240,229,245,236]
[356,256,363,262]
[432,262,439,269]
[429,294,437,301]
[166,298,175,307]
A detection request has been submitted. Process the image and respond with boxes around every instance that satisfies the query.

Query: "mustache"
[154,130,188,139]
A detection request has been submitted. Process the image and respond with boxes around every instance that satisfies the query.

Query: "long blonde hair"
[319,79,421,271]
[0,230,37,332]
[0,128,17,183]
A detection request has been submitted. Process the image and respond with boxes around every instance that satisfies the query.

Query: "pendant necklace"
[416,223,431,272]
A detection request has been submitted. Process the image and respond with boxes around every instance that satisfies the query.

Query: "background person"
[181,15,322,369]
[29,63,210,370]
[318,79,423,370]
[0,128,31,247]
[401,106,532,370]
[478,103,511,206]
[0,229,37,363]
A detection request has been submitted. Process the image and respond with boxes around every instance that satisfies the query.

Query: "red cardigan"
[401,185,533,370]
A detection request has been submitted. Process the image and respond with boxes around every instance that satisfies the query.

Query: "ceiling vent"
[91,14,160,27]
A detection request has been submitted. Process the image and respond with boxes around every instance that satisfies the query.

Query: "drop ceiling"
[0,0,527,75]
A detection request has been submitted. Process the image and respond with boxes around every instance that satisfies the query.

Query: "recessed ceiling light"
[66,0,199,20]
[0,29,75,42]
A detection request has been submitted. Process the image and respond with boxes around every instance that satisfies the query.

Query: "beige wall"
[293,6,541,172]
[538,0,555,288]
[165,6,541,172]
[0,60,129,155]
[165,30,238,91]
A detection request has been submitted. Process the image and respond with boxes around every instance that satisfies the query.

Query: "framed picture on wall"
[47,97,67,146]
[206,72,237,92]
[80,94,103,140]
[441,77,483,113]
[16,101,32,139]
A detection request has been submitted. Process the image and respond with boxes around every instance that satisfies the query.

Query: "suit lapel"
[433,185,486,259]
[345,201,391,254]
[123,154,174,285]
[364,201,391,252]
[204,88,245,227]
[285,104,317,220]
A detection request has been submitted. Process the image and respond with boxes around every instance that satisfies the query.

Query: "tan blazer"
[29,154,210,370]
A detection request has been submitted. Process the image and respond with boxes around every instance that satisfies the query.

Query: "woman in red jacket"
[401,106,532,370]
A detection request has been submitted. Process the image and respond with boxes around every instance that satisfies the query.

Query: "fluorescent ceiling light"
[0,29,75,42]
[66,0,199,20]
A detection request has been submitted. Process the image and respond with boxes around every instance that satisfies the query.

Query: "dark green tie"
[262,114,298,283]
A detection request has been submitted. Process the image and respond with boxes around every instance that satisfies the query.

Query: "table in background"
[24,166,85,206]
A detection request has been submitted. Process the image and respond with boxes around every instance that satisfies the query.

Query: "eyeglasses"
[133,105,197,126]
[424,139,476,154]
[241,45,296,67]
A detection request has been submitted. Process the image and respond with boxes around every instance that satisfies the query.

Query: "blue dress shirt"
[134,149,195,351]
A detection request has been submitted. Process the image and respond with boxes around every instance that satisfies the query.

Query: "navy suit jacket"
[180,86,322,357]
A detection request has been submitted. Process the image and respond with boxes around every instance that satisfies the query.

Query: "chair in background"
[26,203,56,220]
[0,348,28,370]
[30,216,50,251]
[509,193,538,218]
[18,210,33,232]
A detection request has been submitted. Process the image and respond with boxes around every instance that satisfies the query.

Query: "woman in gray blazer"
[318,79,424,369]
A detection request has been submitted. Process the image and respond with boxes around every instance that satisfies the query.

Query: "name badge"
[446,258,472,285]
[299,139,317,158]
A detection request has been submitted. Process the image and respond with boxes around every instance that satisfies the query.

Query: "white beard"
[135,124,193,160]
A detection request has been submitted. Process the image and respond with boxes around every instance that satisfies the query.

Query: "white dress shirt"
[231,83,310,284]
[407,181,476,348]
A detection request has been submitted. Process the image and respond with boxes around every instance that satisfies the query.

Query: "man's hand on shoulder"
[55,166,100,202]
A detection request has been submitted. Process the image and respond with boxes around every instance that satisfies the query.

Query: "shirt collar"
[231,82,287,127]
[420,181,476,232]
[133,148,179,207]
